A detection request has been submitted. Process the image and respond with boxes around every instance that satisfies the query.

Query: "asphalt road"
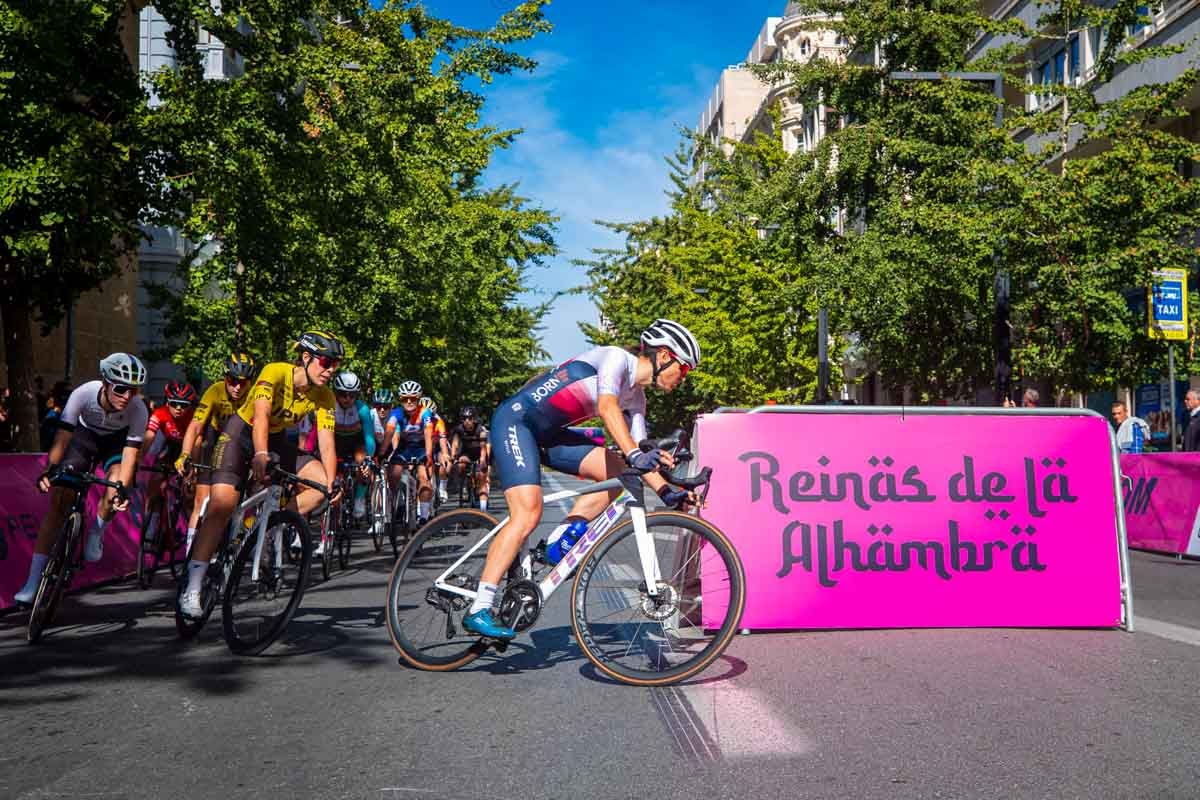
[2,474,1199,800]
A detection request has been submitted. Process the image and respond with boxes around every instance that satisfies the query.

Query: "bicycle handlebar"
[48,465,127,495]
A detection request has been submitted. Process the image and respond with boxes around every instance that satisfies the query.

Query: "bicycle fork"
[250,485,285,583]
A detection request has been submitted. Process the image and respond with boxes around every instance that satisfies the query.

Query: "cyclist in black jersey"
[449,406,490,511]
[462,319,701,639]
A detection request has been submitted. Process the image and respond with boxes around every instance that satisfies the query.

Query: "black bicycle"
[316,458,361,580]
[135,463,189,589]
[174,459,326,655]
[26,466,127,644]
[455,458,480,509]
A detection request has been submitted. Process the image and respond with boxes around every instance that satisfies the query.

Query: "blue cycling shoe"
[462,609,515,640]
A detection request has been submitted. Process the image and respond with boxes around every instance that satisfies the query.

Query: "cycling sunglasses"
[167,399,193,409]
[400,395,421,403]
[225,375,251,386]
[109,383,138,397]
[666,350,691,378]
[314,355,340,370]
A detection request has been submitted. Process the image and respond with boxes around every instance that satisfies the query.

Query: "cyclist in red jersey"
[140,381,198,548]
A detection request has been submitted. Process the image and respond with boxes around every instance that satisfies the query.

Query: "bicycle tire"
[27,511,80,644]
[138,495,164,589]
[369,478,384,552]
[222,510,311,655]
[385,508,498,671]
[337,492,352,570]
[571,511,745,687]
[389,481,408,560]
[319,504,334,582]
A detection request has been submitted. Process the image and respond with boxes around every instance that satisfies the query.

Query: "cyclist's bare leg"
[416,463,433,502]
[296,458,329,516]
[562,447,624,521]
[32,487,76,555]
[188,482,209,532]
[192,483,239,562]
[478,484,544,586]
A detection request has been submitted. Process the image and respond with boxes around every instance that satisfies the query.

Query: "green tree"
[0,1,157,449]
[147,0,556,409]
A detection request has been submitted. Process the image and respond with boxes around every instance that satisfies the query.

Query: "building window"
[1128,4,1150,36]
[799,38,811,57]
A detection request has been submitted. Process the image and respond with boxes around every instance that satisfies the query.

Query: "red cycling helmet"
[165,381,198,405]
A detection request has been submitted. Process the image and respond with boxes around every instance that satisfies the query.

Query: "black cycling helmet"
[295,330,345,359]
[460,405,477,420]
[224,352,256,380]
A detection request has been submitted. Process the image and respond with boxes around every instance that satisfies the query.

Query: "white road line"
[541,472,574,516]
[1136,617,1200,647]
[680,683,817,759]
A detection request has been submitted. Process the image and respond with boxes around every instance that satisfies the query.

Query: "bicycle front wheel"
[222,510,311,655]
[369,478,385,552]
[571,511,745,686]
[385,508,498,671]
[27,512,80,644]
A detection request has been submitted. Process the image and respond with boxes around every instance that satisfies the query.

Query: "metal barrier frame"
[695,405,1135,631]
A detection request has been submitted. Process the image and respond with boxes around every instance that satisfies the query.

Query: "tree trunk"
[0,287,42,452]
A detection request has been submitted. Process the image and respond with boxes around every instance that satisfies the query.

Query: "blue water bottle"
[546,519,588,565]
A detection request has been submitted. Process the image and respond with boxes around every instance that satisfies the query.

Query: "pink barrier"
[696,410,1125,630]
[1120,453,1200,557]
[0,454,174,611]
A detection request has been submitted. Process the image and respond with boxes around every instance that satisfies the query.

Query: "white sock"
[470,582,498,614]
[418,500,430,517]
[23,553,49,590]
[186,559,209,594]
[185,527,197,554]
[545,522,570,546]
[94,512,110,532]
[479,496,488,511]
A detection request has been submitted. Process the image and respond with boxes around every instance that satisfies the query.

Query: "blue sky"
[422,0,786,363]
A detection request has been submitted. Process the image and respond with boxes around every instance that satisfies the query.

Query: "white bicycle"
[384,433,745,686]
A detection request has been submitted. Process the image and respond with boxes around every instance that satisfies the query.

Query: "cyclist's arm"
[597,394,667,493]
[114,444,140,499]
[316,428,338,486]
[449,432,461,460]
[251,398,272,459]
[45,428,71,469]
[178,418,203,464]
[357,402,376,457]
[424,423,434,463]
[139,427,157,463]
[380,419,397,459]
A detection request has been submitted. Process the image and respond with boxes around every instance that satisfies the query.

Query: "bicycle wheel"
[318,505,334,582]
[337,492,353,570]
[385,508,498,670]
[369,477,384,552]
[27,512,80,644]
[137,496,164,589]
[222,510,311,656]
[389,481,408,559]
[571,511,745,687]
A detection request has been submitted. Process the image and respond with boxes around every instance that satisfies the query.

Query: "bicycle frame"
[432,473,663,605]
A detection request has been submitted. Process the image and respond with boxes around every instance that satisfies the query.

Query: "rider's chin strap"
[649,346,671,385]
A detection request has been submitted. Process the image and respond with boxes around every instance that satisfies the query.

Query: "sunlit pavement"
[2,474,1199,799]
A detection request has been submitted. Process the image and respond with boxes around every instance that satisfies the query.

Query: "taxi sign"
[1147,267,1188,341]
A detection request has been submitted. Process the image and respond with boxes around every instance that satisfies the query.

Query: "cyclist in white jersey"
[13,354,149,604]
[463,320,701,639]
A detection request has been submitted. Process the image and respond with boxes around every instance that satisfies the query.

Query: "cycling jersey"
[386,407,433,449]
[429,414,447,445]
[145,404,195,460]
[59,380,150,448]
[237,361,335,434]
[451,423,489,460]
[332,398,377,458]
[491,346,647,489]
[193,381,238,434]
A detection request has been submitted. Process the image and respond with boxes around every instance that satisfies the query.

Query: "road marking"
[1137,617,1200,647]
[681,683,817,760]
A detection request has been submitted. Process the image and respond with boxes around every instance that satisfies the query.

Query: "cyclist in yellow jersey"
[175,353,256,553]
[179,332,344,619]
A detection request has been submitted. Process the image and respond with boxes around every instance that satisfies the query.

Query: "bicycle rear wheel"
[27,512,80,644]
[337,491,353,570]
[137,496,164,589]
[571,511,745,686]
[389,481,408,559]
[385,508,498,670]
[222,510,311,655]
[369,478,385,552]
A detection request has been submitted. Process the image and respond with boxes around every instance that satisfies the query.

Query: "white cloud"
[483,53,716,363]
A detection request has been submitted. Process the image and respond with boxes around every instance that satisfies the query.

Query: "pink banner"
[1120,453,1200,557]
[696,411,1124,629]
[0,454,176,611]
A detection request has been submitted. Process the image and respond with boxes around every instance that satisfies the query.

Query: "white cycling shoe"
[14,582,38,605]
[312,541,325,556]
[353,498,366,519]
[179,590,204,619]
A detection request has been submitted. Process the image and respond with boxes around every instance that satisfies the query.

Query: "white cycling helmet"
[640,319,701,369]
[332,371,361,393]
[398,380,422,398]
[99,352,147,386]
[420,396,438,414]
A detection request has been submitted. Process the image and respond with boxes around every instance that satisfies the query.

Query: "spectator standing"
[1022,388,1039,408]
[39,381,70,451]
[1113,401,1151,454]
[1184,389,1200,452]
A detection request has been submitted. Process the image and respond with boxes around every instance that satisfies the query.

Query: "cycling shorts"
[211,415,300,488]
[334,435,365,461]
[388,444,427,466]
[490,404,599,491]
[196,427,221,487]
[58,427,127,477]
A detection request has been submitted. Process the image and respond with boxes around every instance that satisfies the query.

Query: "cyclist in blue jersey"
[463,319,701,639]
[384,380,437,524]
[330,371,377,519]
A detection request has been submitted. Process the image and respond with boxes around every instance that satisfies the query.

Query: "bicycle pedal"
[491,639,509,653]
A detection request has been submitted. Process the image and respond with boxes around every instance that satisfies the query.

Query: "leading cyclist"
[463,319,700,639]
